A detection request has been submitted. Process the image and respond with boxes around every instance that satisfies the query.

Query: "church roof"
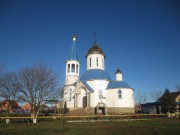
[82,81,94,92]
[67,36,79,61]
[116,68,122,74]
[107,81,131,89]
[86,43,105,58]
[80,69,111,81]
[157,91,180,102]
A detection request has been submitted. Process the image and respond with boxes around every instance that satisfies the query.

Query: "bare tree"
[150,89,163,102]
[0,72,20,117]
[58,87,64,102]
[56,87,65,114]
[134,90,150,113]
[0,64,5,77]
[135,90,149,105]
[18,63,59,123]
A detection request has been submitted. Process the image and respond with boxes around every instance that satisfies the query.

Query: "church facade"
[63,35,134,114]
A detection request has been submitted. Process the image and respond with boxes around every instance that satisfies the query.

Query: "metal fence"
[0,114,167,120]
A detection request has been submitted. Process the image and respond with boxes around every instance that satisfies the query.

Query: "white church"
[63,35,134,114]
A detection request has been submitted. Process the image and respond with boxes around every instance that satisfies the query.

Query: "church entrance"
[95,102,107,115]
[82,96,87,108]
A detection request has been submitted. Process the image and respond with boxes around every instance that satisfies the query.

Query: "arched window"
[118,90,122,99]
[90,57,91,67]
[96,57,98,67]
[98,89,103,100]
[71,64,75,72]
[76,64,78,73]
[67,64,70,73]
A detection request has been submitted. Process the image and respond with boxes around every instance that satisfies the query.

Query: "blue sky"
[0,0,180,96]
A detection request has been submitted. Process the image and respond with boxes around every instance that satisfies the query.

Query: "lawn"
[0,118,180,135]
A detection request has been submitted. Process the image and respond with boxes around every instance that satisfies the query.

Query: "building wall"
[87,107,134,114]
[65,76,79,86]
[176,95,180,102]
[149,105,158,114]
[77,88,86,108]
[89,92,95,107]
[116,73,122,81]
[87,54,105,70]
[65,60,80,85]
[64,85,75,108]
[107,107,135,114]
[87,80,109,107]
[142,105,161,114]
[106,88,134,108]
[65,81,135,109]
[175,95,180,112]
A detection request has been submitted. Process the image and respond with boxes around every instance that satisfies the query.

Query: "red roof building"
[0,100,21,112]
[21,103,31,111]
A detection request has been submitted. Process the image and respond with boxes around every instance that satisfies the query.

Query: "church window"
[76,64,78,73]
[98,89,103,100]
[96,57,98,67]
[72,64,75,72]
[118,90,122,99]
[69,89,72,101]
[67,64,70,73]
[90,57,91,67]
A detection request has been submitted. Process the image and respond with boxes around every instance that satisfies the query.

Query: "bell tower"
[65,35,80,85]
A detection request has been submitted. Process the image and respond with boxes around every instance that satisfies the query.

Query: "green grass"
[0,118,180,135]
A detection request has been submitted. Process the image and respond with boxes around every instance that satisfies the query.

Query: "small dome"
[86,43,105,58]
[107,81,131,89]
[116,68,122,74]
[80,69,111,81]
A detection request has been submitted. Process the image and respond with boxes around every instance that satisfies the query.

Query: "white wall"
[87,80,109,107]
[65,60,80,85]
[64,86,75,108]
[65,76,79,86]
[87,54,105,70]
[77,88,86,108]
[106,88,134,107]
[116,73,122,81]
[64,82,134,109]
